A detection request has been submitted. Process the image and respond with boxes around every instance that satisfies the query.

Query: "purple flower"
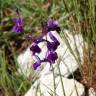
[47,18,60,33]
[47,41,59,51]
[33,62,41,70]
[30,32,59,70]
[12,11,24,33]
[30,18,60,70]
[30,43,41,55]
[47,51,58,64]
[32,55,41,70]
[47,32,60,51]
[12,17,23,32]
[42,18,60,34]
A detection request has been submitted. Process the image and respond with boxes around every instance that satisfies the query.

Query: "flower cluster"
[11,10,60,70]
[30,19,60,70]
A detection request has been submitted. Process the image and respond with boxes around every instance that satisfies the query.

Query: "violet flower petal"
[30,43,41,55]
[47,18,60,33]
[49,32,60,44]
[47,41,59,51]
[32,55,41,70]
[42,18,60,34]
[47,51,58,64]
[12,18,17,22]
[47,32,60,51]
[33,61,41,70]
[12,16,23,32]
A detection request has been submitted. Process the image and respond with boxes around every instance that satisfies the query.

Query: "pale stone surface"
[54,77,85,96]
[17,48,33,76]
[17,30,83,77]
[89,88,96,96]
[25,74,85,96]
[17,30,84,96]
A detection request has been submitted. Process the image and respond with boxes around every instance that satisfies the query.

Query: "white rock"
[55,77,85,96]
[89,88,96,96]
[17,30,83,77]
[17,48,34,77]
[20,30,84,96]
[24,81,40,96]
[25,74,85,96]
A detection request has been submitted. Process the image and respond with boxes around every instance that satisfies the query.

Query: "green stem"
[52,65,56,96]
[57,57,66,96]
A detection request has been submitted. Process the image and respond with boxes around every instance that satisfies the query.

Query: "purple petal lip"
[47,41,59,51]
[30,44,41,55]
[49,32,58,42]
[32,55,41,70]
[12,25,23,32]
[47,51,58,64]
[47,32,60,51]
[33,61,41,70]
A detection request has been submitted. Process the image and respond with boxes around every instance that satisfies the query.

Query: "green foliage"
[0,46,31,96]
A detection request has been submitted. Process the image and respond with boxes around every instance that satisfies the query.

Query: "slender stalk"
[62,0,69,12]
[52,65,56,96]
[71,65,79,96]
[57,57,66,96]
